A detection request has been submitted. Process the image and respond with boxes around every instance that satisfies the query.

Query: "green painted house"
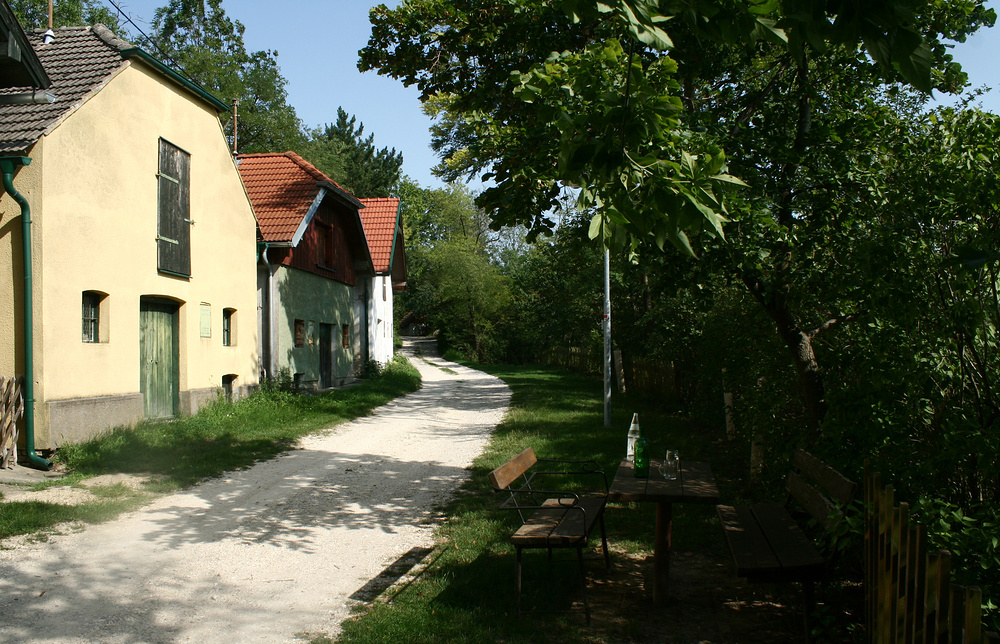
[238,152,374,388]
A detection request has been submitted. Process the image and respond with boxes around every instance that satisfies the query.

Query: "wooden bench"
[717,449,857,640]
[488,447,610,624]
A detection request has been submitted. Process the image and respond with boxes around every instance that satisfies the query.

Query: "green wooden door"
[319,323,333,388]
[140,298,179,419]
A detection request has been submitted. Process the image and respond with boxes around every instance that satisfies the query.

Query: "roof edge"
[318,180,364,210]
[291,187,326,247]
[119,47,230,113]
[0,1,50,89]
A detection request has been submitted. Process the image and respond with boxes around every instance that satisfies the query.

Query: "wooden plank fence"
[865,463,1000,643]
[1,376,23,469]
[540,348,680,400]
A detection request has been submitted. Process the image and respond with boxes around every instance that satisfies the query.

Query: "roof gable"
[0,24,227,154]
[359,197,402,275]
[238,151,360,245]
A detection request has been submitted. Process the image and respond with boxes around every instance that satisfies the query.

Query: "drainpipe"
[1,156,53,470]
[257,241,273,380]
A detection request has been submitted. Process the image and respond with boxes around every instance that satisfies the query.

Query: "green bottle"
[633,432,649,478]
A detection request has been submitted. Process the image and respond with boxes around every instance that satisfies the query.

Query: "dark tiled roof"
[237,151,357,244]
[359,198,400,274]
[0,24,130,153]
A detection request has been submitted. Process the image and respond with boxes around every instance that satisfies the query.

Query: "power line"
[104,0,200,88]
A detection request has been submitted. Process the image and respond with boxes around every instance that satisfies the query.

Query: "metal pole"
[603,248,611,427]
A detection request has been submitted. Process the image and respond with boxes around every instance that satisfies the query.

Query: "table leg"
[654,501,673,605]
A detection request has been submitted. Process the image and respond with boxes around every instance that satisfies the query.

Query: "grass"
[333,362,748,644]
[0,356,421,541]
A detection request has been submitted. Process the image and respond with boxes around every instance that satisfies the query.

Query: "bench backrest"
[489,447,538,491]
[786,449,857,531]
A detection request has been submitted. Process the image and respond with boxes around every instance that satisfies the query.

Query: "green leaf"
[588,212,603,240]
[711,173,750,187]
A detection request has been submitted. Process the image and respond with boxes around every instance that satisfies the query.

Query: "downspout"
[257,240,273,381]
[1,156,53,470]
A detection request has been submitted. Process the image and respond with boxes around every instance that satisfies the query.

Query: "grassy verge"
[334,362,744,644]
[0,356,420,541]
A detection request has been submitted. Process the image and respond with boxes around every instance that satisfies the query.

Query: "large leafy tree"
[147,0,303,153]
[301,107,404,198]
[9,0,121,29]
[361,0,994,435]
[396,178,510,361]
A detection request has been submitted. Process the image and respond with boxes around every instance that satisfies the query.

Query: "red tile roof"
[359,198,401,274]
[237,151,354,244]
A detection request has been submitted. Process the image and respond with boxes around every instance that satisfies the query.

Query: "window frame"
[222,308,235,347]
[82,291,101,343]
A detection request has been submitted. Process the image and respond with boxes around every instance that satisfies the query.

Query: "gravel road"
[0,338,510,643]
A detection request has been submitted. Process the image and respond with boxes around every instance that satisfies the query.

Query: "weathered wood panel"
[865,464,1000,643]
[140,299,179,419]
[0,376,23,469]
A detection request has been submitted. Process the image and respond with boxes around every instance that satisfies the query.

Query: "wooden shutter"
[157,139,191,276]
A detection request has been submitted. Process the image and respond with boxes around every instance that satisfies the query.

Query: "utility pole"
[603,248,611,427]
[231,98,239,155]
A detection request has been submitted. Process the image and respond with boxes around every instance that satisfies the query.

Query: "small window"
[199,303,212,338]
[294,319,305,347]
[342,323,349,349]
[222,308,236,346]
[382,279,387,301]
[82,291,103,343]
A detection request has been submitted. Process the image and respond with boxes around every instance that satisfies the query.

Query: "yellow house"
[0,25,259,455]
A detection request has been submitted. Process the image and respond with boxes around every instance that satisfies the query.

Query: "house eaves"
[119,47,229,113]
[318,180,364,210]
[0,0,50,89]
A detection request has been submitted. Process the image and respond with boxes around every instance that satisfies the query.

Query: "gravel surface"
[0,338,510,643]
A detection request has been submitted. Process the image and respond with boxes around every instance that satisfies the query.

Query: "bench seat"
[717,502,825,583]
[716,450,856,643]
[489,447,610,624]
[511,497,607,548]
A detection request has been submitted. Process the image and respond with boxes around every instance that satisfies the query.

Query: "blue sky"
[107,1,1000,191]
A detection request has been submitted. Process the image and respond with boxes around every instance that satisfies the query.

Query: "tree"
[361,0,994,435]
[300,107,403,198]
[395,178,510,361]
[148,0,303,153]
[9,0,121,30]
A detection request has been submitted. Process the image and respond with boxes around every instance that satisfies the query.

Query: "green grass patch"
[420,357,457,374]
[0,356,420,541]
[335,362,736,644]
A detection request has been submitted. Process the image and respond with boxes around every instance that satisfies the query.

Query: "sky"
[108,0,446,188]
[105,1,1000,192]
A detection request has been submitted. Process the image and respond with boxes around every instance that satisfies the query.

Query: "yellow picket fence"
[865,464,1000,643]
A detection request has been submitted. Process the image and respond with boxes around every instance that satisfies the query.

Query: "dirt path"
[0,338,510,643]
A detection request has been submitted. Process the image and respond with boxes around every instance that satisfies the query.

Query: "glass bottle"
[626,413,640,462]
[633,431,649,478]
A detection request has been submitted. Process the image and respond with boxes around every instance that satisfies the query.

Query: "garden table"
[609,459,720,604]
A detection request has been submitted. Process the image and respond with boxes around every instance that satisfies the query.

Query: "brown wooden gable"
[276,197,367,286]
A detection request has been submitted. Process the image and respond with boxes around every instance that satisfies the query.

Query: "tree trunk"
[741,274,827,438]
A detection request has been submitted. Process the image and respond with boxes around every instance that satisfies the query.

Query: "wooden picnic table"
[609,459,720,604]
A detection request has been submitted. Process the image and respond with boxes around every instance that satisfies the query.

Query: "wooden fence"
[540,347,680,399]
[865,464,1000,643]
[1,376,23,469]
[542,346,601,375]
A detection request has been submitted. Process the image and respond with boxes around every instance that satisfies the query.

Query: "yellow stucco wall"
[5,60,260,446]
